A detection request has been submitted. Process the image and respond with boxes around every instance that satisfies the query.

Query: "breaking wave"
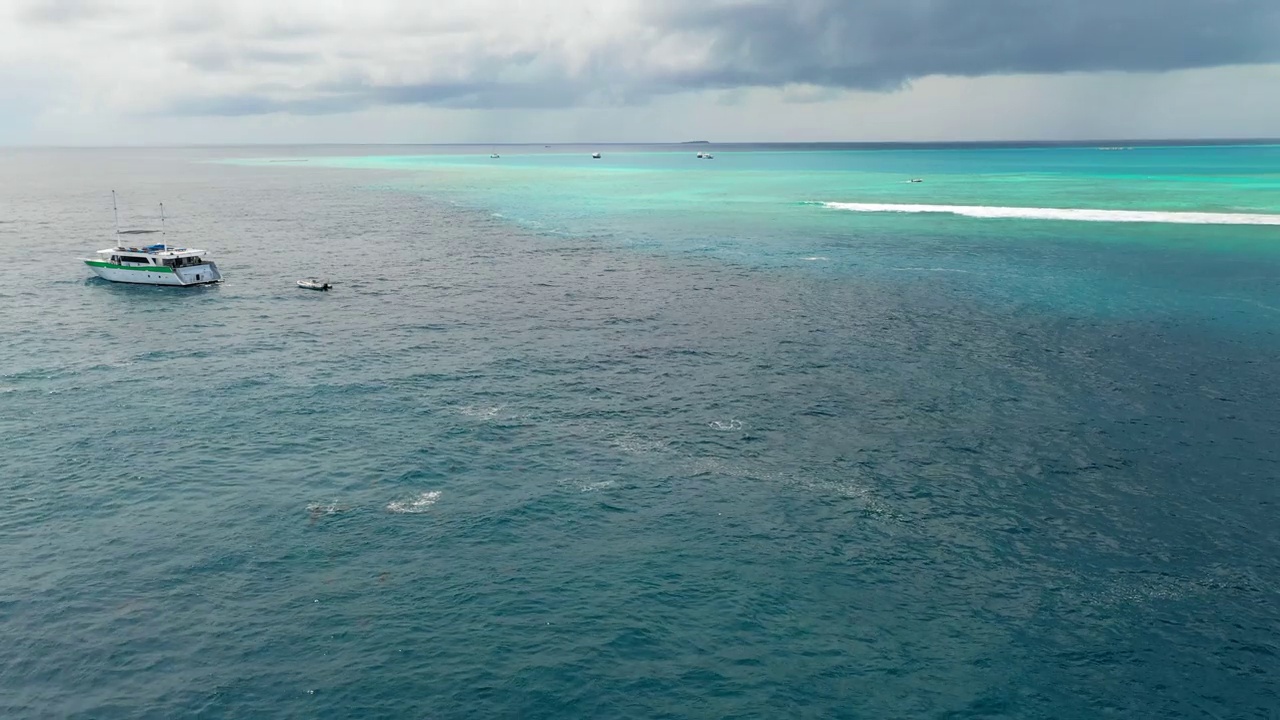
[386,491,441,514]
[820,202,1280,226]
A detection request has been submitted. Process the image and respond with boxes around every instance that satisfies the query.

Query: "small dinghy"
[297,278,331,291]
[591,152,601,159]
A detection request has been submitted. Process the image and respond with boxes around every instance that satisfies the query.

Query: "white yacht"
[82,193,222,286]
[84,243,222,286]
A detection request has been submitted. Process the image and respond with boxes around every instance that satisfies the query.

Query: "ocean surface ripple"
[1,145,1278,719]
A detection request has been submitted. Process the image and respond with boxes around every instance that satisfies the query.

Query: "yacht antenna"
[112,190,120,237]
[160,202,166,249]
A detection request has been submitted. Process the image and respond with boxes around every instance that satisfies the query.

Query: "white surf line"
[821,202,1280,226]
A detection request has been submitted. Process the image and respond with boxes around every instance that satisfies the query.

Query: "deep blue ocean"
[2,143,1278,718]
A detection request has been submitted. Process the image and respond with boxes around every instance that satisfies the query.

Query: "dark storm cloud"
[366,82,589,109]
[167,94,371,116]
[156,0,1280,116]
[644,0,1280,91]
[179,45,322,73]
[167,80,590,116]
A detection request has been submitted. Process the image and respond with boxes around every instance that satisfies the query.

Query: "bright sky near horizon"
[2,0,1279,145]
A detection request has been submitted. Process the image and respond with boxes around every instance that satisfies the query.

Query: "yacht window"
[119,256,148,264]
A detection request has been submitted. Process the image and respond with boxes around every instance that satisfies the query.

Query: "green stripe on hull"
[85,261,175,273]
[99,278,183,285]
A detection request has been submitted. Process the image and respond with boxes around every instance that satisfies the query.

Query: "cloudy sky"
[2,0,1279,144]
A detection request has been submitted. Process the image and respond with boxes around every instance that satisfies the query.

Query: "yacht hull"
[85,261,222,286]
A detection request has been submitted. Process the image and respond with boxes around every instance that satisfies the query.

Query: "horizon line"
[4,137,1280,150]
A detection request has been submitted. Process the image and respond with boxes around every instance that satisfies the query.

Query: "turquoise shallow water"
[2,144,1279,718]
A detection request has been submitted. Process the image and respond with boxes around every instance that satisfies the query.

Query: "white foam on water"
[1077,572,1196,608]
[459,405,503,421]
[709,419,743,431]
[821,202,1280,225]
[1208,296,1280,314]
[579,480,618,492]
[787,474,902,520]
[891,267,976,274]
[609,433,669,454]
[386,491,441,514]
